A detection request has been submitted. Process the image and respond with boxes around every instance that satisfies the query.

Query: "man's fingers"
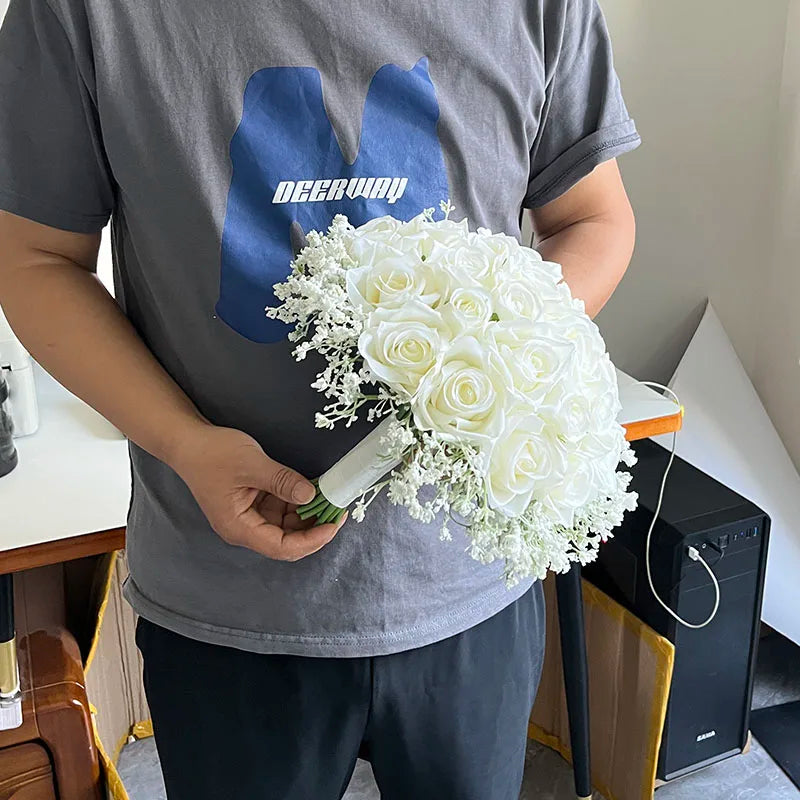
[222,508,286,555]
[255,492,289,526]
[277,517,347,560]
[227,508,347,561]
[282,509,311,530]
[254,456,315,505]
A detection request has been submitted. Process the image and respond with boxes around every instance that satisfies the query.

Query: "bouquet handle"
[298,416,403,521]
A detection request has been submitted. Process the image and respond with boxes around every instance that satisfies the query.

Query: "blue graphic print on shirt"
[217,57,450,343]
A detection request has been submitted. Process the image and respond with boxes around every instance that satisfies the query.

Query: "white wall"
[97,229,114,295]
[594,0,789,389]
[753,0,800,470]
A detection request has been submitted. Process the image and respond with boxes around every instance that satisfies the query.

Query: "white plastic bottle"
[0,305,39,438]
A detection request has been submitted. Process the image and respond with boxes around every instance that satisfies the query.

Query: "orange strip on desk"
[623,410,684,443]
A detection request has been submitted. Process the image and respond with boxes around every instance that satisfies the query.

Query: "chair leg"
[556,562,592,800]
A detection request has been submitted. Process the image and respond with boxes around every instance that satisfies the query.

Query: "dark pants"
[135,581,546,800]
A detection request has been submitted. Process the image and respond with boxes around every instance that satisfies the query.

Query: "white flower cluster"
[268,203,638,586]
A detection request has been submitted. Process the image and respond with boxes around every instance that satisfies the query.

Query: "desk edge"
[0,528,126,574]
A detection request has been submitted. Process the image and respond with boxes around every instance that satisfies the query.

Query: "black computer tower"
[583,437,770,782]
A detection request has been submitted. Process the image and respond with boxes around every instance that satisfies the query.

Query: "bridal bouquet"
[267,203,637,586]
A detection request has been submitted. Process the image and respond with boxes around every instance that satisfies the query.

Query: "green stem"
[299,493,328,513]
[318,505,337,524]
[327,504,345,523]
[297,486,346,524]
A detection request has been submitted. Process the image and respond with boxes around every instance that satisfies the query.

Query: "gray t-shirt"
[0,0,639,656]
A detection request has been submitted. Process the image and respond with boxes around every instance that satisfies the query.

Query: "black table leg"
[556,562,592,800]
[0,572,21,730]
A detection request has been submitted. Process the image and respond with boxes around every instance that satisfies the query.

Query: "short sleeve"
[0,0,114,232]
[523,0,641,208]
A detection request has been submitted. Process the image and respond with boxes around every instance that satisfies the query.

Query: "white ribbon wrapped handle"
[318,416,403,508]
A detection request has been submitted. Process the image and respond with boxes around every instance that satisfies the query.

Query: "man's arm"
[530,159,636,319]
[0,210,345,559]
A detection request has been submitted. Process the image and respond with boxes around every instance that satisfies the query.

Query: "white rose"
[538,282,579,321]
[544,389,594,442]
[539,260,564,283]
[537,450,597,528]
[346,231,402,264]
[415,259,457,308]
[486,414,567,517]
[594,350,618,387]
[346,257,419,310]
[389,215,470,262]
[466,234,520,286]
[396,212,429,235]
[347,247,459,311]
[580,370,622,431]
[420,218,472,257]
[579,431,624,496]
[442,285,494,333]
[412,335,512,443]
[490,277,545,323]
[506,247,564,285]
[490,321,577,405]
[346,256,426,310]
[358,301,451,398]
[591,454,622,498]
[471,228,521,262]
[398,215,469,240]
[356,215,403,236]
[565,313,606,361]
[432,247,494,284]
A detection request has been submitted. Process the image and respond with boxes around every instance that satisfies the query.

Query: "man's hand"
[171,423,346,561]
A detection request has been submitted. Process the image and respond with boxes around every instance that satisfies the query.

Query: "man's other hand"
[171,423,346,561]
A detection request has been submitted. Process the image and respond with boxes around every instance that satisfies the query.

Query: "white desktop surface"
[1,363,130,552]
[615,370,680,427]
[0,364,679,554]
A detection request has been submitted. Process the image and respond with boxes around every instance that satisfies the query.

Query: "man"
[0,0,638,796]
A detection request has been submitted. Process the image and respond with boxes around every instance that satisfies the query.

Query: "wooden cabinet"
[0,743,57,800]
[0,627,101,800]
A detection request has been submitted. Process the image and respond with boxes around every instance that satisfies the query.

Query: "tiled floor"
[118,631,800,799]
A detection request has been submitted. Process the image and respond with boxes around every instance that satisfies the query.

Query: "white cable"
[636,380,720,629]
